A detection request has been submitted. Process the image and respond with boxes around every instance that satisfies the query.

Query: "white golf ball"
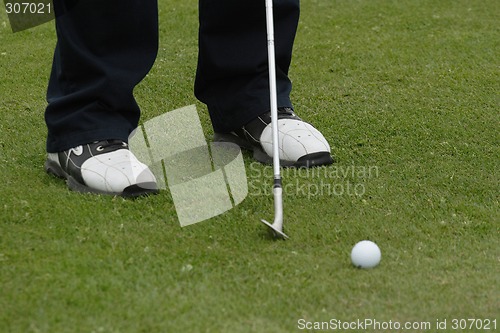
[351,240,381,268]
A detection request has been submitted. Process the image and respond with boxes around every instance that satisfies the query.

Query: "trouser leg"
[195,0,300,133]
[45,0,159,152]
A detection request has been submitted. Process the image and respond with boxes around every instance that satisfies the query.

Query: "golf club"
[260,0,289,239]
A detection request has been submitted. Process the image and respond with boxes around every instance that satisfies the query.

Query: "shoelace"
[277,107,296,118]
[95,140,128,152]
[238,108,300,145]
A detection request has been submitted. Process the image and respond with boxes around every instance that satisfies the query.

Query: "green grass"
[1,0,499,332]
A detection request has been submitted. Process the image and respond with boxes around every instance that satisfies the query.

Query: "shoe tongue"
[239,108,300,146]
[277,107,295,118]
[94,140,128,152]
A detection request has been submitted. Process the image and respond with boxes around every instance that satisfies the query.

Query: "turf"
[1,0,499,332]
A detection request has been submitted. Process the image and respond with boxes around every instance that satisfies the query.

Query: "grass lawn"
[1,0,498,332]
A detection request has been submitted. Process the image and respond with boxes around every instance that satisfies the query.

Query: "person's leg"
[45,0,158,153]
[44,0,160,196]
[195,0,299,133]
[196,0,333,167]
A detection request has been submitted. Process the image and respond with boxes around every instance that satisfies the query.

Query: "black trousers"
[45,0,300,152]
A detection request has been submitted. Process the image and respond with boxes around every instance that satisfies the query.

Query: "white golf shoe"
[45,140,158,197]
[214,108,333,167]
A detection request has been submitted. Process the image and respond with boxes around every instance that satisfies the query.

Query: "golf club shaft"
[265,0,281,184]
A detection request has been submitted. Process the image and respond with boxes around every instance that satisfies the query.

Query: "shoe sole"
[213,133,334,168]
[44,159,159,198]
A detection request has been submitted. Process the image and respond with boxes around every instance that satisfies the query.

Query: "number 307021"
[5,2,52,14]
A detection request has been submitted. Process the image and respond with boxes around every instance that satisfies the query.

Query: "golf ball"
[351,240,381,268]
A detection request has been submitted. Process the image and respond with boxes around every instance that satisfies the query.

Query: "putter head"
[260,219,289,240]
